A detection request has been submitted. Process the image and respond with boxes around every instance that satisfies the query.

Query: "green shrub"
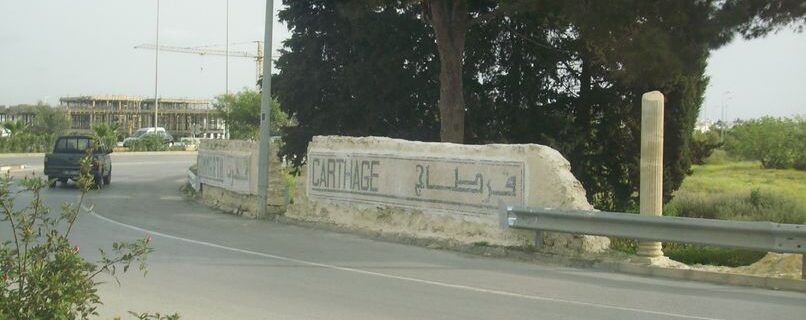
[128,134,167,152]
[609,238,766,266]
[665,189,805,224]
[1,151,154,319]
[703,149,731,165]
[0,105,71,153]
[664,244,766,267]
[690,130,722,165]
[725,116,805,170]
[284,170,296,203]
[92,123,119,149]
[611,161,806,267]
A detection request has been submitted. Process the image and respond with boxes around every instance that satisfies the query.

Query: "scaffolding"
[58,96,225,138]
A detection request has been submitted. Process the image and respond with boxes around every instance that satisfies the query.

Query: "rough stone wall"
[286,136,609,255]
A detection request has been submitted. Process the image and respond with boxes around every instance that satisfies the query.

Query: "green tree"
[275,0,440,164]
[689,129,722,165]
[275,0,804,211]
[725,116,804,169]
[31,103,71,144]
[214,89,288,140]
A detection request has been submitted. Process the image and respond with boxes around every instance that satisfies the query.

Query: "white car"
[122,127,174,147]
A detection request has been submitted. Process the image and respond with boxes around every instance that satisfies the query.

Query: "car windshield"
[54,137,92,153]
[132,129,150,137]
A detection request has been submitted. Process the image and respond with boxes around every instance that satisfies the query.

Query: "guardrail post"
[637,91,665,260]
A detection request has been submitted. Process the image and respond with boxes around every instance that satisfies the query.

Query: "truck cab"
[44,135,112,188]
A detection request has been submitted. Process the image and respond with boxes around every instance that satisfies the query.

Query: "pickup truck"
[44,135,112,188]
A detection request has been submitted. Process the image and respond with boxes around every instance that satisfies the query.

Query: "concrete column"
[637,91,664,258]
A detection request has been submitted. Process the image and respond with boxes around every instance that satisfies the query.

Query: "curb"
[0,164,26,172]
[594,260,806,293]
[0,153,45,158]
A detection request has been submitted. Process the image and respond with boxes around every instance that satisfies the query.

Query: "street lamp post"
[154,0,160,131]
[720,91,731,143]
[226,0,229,94]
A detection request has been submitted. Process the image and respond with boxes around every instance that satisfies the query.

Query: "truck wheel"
[58,178,68,185]
[103,173,111,185]
[48,177,57,188]
[94,173,104,189]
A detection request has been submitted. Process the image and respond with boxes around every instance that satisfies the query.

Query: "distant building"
[695,120,714,133]
[0,104,39,126]
[58,95,225,138]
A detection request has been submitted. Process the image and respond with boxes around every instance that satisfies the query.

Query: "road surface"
[2,153,804,319]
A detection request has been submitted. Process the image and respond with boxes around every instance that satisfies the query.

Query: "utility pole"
[225,0,229,94]
[720,91,731,143]
[257,0,274,218]
[154,0,160,130]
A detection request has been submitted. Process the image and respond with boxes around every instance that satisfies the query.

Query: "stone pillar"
[637,91,664,259]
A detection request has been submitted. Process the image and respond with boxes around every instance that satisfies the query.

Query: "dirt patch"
[690,253,803,279]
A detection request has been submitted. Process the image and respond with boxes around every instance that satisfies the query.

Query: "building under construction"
[58,95,225,138]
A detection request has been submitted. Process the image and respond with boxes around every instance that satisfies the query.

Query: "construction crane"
[134,41,266,84]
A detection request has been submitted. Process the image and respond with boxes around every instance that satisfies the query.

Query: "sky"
[0,1,804,121]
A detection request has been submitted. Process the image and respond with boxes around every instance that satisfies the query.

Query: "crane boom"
[135,42,265,84]
[134,43,259,58]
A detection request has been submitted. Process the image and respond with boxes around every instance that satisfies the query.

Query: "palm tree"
[92,123,119,148]
[2,120,26,139]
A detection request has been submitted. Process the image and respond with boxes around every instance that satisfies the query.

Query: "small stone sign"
[197,151,253,194]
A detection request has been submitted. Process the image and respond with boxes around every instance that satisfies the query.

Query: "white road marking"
[159,196,183,201]
[87,209,722,320]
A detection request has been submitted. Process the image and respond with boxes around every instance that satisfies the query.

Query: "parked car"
[122,127,174,147]
[44,135,112,187]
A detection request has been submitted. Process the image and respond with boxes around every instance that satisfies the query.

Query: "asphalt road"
[2,153,804,319]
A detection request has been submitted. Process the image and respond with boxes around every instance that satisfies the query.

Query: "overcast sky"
[1,1,803,121]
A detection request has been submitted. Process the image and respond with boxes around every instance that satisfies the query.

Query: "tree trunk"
[426,0,468,143]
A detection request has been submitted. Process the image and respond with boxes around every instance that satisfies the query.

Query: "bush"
[659,186,805,266]
[665,188,805,224]
[725,116,805,170]
[0,151,155,319]
[92,123,119,149]
[0,133,52,153]
[128,134,168,152]
[689,130,721,165]
[664,244,766,267]
[609,238,766,267]
[703,149,731,165]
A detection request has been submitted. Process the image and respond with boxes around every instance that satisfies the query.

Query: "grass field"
[665,161,806,224]
[613,159,806,267]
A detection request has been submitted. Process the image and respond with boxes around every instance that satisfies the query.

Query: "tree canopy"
[214,89,288,140]
[274,0,804,211]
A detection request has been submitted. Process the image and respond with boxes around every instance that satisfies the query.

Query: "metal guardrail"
[501,205,806,278]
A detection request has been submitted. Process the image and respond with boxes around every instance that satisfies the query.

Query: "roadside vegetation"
[0,104,70,153]
[126,134,169,152]
[613,116,806,266]
[0,145,177,319]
